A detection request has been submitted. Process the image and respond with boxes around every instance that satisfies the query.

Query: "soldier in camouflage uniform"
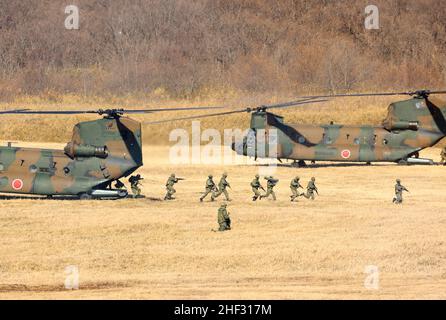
[200,174,217,202]
[302,177,318,200]
[128,174,143,198]
[260,176,278,200]
[392,179,409,204]
[211,172,231,201]
[250,174,265,201]
[114,179,125,190]
[290,176,303,202]
[440,147,446,165]
[217,203,231,231]
[164,173,181,200]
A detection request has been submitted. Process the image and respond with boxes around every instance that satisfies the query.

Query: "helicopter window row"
[322,133,382,146]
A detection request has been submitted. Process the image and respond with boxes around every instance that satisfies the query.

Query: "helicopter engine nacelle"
[383,120,419,131]
[64,142,108,159]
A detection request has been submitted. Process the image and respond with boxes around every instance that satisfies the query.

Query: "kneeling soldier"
[217,203,231,231]
[164,173,184,200]
[392,179,409,204]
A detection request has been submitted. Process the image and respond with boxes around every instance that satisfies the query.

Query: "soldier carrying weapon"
[302,177,318,200]
[392,179,409,204]
[290,176,303,202]
[114,179,126,190]
[164,173,185,200]
[211,172,231,201]
[440,147,446,165]
[217,203,231,231]
[128,174,144,198]
[200,174,217,202]
[260,176,279,200]
[250,174,265,201]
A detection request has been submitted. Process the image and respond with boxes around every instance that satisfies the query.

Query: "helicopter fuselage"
[0,145,137,197]
[0,116,142,198]
[247,123,442,162]
[233,97,446,164]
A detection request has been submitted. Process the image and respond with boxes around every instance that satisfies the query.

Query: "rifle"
[260,185,266,192]
[176,178,185,181]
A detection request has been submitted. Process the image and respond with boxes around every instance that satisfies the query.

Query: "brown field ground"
[0,141,445,299]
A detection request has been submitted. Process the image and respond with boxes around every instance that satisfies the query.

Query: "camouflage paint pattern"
[234,97,446,162]
[0,116,142,196]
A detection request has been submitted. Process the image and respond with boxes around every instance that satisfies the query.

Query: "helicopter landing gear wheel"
[79,193,92,200]
[291,160,307,168]
[397,159,408,165]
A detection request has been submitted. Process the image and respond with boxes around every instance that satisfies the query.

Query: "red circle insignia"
[12,179,24,190]
[341,149,351,159]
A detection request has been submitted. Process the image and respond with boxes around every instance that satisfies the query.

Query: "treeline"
[1,0,446,101]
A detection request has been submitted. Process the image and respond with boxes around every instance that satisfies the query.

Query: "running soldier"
[260,176,279,200]
[212,172,231,201]
[302,177,318,200]
[200,175,217,202]
[290,176,303,202]
[250,174,265,201]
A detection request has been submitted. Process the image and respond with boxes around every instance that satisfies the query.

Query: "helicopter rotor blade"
[145,109,248,125]
[262,98,329,109]
[294,89,446,99]
[4,106,225,116]
[0,108,30,114]
[122,106,226,113]
[145,98,328,125]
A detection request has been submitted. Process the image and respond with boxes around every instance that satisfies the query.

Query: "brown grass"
[0,144,445,299]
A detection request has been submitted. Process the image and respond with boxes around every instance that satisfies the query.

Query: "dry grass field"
[0,141,445,299]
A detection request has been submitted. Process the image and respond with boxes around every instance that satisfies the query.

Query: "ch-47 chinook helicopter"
[0,106,221,199]
[147,89,446,166]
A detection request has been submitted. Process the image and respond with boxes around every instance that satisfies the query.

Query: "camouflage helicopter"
[0,106,221,199]
[147,90,446,166]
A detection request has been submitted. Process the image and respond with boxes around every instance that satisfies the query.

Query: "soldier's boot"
[164,192,172,200]
[200,197,203,202]
[252,195,258,201]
